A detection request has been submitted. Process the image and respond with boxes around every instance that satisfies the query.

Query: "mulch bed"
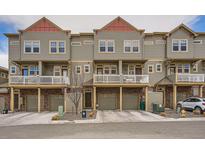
[62,111,97,121]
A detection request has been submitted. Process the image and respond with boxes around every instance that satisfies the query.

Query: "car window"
[190,98,201,102]
[184,98,191,102]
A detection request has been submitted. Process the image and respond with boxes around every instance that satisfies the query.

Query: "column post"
[38,61,42,76]
[93,86,96,111]
[120,86,122,111]
[173,85,177,110]
[38,88,41,113]
[119,60,122,83]
[10,87,14,112]
[145,86,148,111]
[199,86,203,97]
[64,88,67,113]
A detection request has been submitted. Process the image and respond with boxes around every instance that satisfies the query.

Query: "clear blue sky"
[0,15,205,55]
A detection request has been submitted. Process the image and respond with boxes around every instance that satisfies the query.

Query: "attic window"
[193,40,202,44]
[155,40,166,45]
[83,40,94,45]
[144,41,154,45]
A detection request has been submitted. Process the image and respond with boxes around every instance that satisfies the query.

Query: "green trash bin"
[152,103,164,113]
[58,106,64,117]
[140,101,145,110]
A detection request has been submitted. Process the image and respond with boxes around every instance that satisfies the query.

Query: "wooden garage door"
[98,93,117,110]
[122,93,139,110]
[49,95,64,111]
[26,95,38,112]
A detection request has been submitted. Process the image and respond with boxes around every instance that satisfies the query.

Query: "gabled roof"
[19,17,70,33]
[94,16,144,32]
[0,66,8,72]
[4,33,19,37]
[167,23,197,37]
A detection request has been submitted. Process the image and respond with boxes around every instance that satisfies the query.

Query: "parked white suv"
[177,97,205,114]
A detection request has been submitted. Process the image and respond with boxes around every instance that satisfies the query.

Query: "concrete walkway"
[0,112,69,126]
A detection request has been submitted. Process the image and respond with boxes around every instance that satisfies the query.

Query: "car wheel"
[194,106,203,114]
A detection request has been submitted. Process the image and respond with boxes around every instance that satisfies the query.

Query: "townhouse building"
[0,66,9,111]
[4,16,205,113]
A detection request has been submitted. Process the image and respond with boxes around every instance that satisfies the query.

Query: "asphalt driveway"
[0,112,57,126]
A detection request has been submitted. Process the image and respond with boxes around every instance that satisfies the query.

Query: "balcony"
[176,74,205,83]
[9,76,70,85]
[93,74,149,84]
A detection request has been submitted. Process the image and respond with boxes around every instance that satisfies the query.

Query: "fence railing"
[176,74,205,83]
[9,76,70,85]
[93,74,149,84]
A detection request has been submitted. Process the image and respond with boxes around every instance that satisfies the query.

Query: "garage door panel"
[98,93,117,110]
[122,93,139,110]
[49,95,64,111]
[26,95,38,112]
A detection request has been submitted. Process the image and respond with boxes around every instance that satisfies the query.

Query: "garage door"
[122,93,139,110]
[0,96,5,111]
[26,95,38,112]
[98,93,117,110]
[49,95,64,111]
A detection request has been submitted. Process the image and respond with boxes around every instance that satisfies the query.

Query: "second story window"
[99,40,115,53]
[84,64,90,73]
[172,39,188,52]
[10,66,16,74]
[24,40,40,53]
[75,66,81,74]
[177,64,190,73]
[49,41,66,54]
[124,40,140,53]
[29,66,39,76]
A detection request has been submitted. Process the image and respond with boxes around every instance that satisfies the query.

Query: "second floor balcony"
[168,73,205,83]
[9,76,70,85]
[93,74,149,84]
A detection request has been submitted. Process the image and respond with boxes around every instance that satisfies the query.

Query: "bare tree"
[68,69,84,115]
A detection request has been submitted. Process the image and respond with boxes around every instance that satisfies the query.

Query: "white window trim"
[98,40,115,53]
[155,40,166,45]
[123,40,140,53]
[172,39,188,52]
[49,40,66,54]
[156,64,162,73]
[193,40,203,44]
[177,64,190,74]
[128,64,135,75]
[71,42,82,46]
[24,40,40,54]
[148,65,154,74]
[193,64,198,72]
[53,66,61,76]
[10,66,16,74]
[84,64,90,74]
[75,65,82,74]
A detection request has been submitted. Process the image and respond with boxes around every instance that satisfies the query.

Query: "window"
[49,41,66,53]
[193,40,202,44]
[124,40,140,53]
[71,42,81,46]
[110,65,117,74]
[128,65,135,75]
[10,66,16,74]
[75,66,81,74]
[156,40,165,45]
[103,66,110,74]
[144,41,154,45]
[29,65,39,76]
[156,64,162,72]
[177,64,190,73]
[107,40,114,52]
[83,40,94,45]
[84,65,90,73]
[172,39,188,52]
[54,66,61,76]
[193,64,198,72]
[148,65,154,73]
[24,40,40,53]
[99,40,115,53]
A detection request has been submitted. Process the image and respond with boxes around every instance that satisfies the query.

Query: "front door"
[84,91,92,108]
[62,69,68,77]
[135,67,142,75]
[97,68,103,74]
[22,68,28,76]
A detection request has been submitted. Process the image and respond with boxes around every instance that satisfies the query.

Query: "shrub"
[52,114,60,121]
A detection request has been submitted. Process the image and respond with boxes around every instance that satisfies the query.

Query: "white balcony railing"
[93,74,149,84]
[9,76,70,85]
[177,74,205,83]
